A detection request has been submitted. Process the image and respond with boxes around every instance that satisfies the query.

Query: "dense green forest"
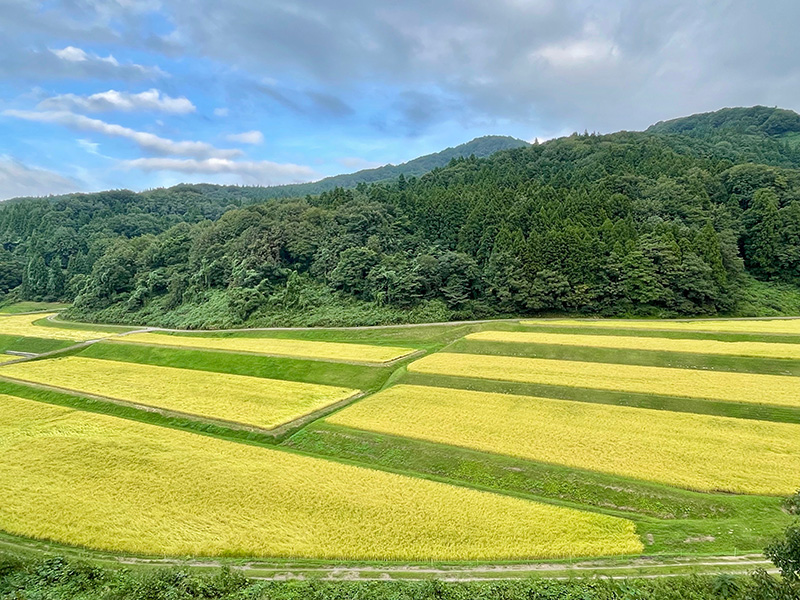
[3,106,800,328]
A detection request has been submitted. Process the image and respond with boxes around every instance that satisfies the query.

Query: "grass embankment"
[0,393,641,560]
[81,342,393,390]
[0,301,70,314]
[0,357,358,430]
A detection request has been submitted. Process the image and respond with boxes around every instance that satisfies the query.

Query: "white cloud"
[214,107,229,117]
[123,157,317,185]
[49,46,166,78]
[0,156,81,200]
[38,89,196,114]
[3,110,241,159]
[52,46,89,62]
[225,130,264,144]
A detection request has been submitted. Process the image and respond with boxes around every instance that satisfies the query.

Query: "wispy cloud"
[0,156,81,200]
[123,157,317,185]
[225,130,264,144]
[3,110,240,159]
[38,89,196,114]
[49,46,166,78]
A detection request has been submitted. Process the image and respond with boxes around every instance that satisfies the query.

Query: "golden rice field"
[523,318,800,335]
[0,355,18,364]
[328,384,800,495]
[408,352,800,408]
[0,357,357,430]
[0,394,642,559]
[0,313,115,342]
[467,330,800,359]
[116,332,416,363]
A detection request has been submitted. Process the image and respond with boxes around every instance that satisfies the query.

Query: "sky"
[1,0,799,200]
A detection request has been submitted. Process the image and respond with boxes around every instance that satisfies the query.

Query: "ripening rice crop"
[0,357,357,430]
[467,330,800,359]
[0,394,642,559]
[116,332,415,363]
[408,352,800,408]
[522,318,800,335]
[0,313,113,341]
[0,355,18,364]
[328,384,800,495]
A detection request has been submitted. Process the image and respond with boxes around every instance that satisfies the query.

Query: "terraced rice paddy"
[408,352,800,408]
[467,330,800,359]
[0,357,357,430]
[327,384,800,495]
[0,393,642,559]
[0,355,18,364]
[116,332,416,363]
[525,318,800,335]
[0,313,114,341]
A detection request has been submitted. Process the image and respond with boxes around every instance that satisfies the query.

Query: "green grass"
[399,371,800,424]
[447,338,800,376]
[285,423,791,556]
[80,342,394,391]
[31,316,135,334]
[0,334,74,355]
[0,301,70,314]
[162,321,483,351]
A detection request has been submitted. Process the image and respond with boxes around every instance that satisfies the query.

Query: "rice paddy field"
[0,313,126,341]
[116,331,416,363]
[407,352,800,408]
[327,384,800,495]
[1,302,799,568]
[0,393,640,560]
[0,356,358,430]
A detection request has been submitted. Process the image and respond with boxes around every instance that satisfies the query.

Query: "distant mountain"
[252,135,530,199]
[647,105,800,138]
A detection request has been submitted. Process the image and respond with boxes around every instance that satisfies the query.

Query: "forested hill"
[3,106,800,328]
[254,135,530,199]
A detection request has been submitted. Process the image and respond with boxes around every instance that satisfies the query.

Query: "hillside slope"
[3,107,800,327]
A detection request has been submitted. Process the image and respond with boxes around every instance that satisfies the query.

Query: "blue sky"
[1,0,799,199]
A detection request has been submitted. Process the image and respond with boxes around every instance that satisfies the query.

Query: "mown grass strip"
[81,342,393,391]
[116,332,416,363]
[0,393,642,560]
[327,384,800,495]
[0,356,358,430]
[0,334,75,355]
[409,352,800,408]
[0,302,70,314]
[524,318,800,335]
[400,371,800,424]
[448,338,800,376]
[467,330,800,360]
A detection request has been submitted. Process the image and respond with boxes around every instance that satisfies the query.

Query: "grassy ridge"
[81,342,393,390]
[0,334,73,355]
